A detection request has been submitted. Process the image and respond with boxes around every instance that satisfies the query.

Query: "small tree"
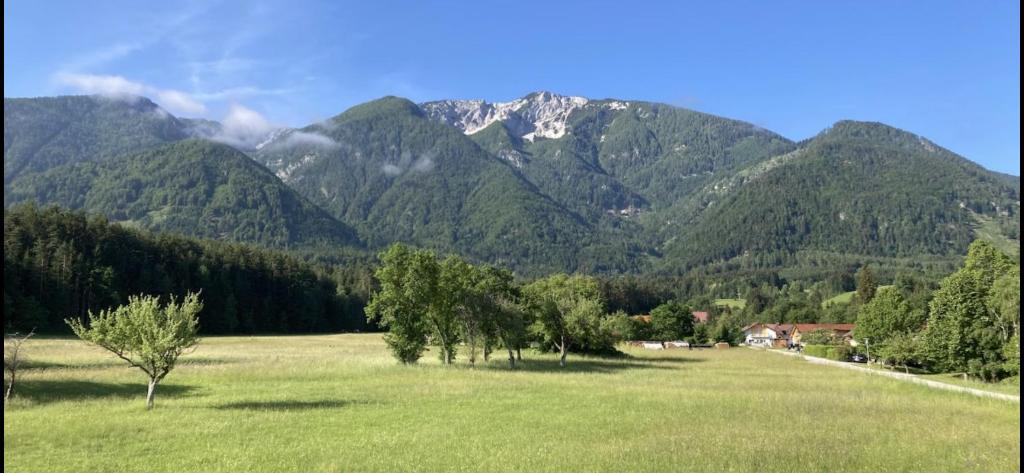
[878,332,920,373]
[855,265,878,304]
[853,287,926,344]
[524,274,606,367]
[366,244,433,364]
[649,302,695,341]
[4,330,35,403]
[67,293,201,410]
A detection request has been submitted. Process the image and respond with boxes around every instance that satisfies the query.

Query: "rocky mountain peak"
[420,91,589,141]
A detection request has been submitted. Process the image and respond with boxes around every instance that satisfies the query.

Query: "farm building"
[743,323,858,348]
[742,323,795,348]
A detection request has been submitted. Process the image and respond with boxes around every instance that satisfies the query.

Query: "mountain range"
[4,92,1019,276]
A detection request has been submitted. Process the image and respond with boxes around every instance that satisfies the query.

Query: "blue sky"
[4,1,1020,174]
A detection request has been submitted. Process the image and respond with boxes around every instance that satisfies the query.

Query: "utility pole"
[864,338,870,364]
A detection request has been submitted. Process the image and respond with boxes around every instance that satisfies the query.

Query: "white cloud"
[56,72,146,98]
[56,73,207,116]
[210,104,278,149]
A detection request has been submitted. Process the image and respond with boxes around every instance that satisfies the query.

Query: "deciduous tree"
[67,293,201,410]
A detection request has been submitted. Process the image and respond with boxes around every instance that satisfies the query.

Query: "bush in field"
[67,292,201,410]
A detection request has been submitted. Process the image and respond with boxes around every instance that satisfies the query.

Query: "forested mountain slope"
[5,93,1018,275]
[5,139,360,247]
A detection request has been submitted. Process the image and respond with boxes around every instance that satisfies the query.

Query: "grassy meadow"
[4,334,1020,472]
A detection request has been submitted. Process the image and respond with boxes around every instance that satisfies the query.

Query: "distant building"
[791,324,857,346]
[742,323,858,348]
[742,323,794,348]
[692,311,710,323]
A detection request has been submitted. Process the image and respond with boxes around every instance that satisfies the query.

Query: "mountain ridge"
[4,93,1018,275]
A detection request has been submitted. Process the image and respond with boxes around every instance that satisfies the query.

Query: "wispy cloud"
[381,150,438,176]
[61,42,145,72]
[193,85,295,102]
[55,72,207,116]
[279,131,339,149]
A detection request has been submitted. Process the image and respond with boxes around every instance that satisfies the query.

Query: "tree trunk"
[561,337,569,368]
[507,349,516,369]
[146,379,158,410]
[516,347,522,361]
[4,373,14,403]
[559,337,568,368]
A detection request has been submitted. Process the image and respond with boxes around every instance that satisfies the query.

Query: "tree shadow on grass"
[21,357,234,371]
[485,357,690,374]
[628,355,707,364]
[12,380,197,404]
[213,399,370,411]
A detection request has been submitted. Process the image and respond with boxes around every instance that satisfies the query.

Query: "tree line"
[853,241,1019,380]
[4,204,372,334]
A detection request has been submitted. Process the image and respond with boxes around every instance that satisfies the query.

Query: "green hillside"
[6,140,360,248]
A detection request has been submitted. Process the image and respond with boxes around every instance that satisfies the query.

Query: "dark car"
[849,353,868,363]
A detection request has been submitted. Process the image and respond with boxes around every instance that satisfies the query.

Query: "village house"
[692,311,710,323]
[742,323,795,348]
[743,323,858,348]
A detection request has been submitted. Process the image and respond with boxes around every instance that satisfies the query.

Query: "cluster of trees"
[367,244,638,367]
[4,204,372,334]
[854,241,1019,380]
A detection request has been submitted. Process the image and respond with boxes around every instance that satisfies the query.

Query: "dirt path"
[755,347,1020,403]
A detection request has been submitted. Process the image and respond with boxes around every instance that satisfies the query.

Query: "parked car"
[849,353,868,363]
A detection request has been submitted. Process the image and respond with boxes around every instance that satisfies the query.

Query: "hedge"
[804,344,854,361]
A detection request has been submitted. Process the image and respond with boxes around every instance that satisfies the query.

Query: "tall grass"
[4,335,1019,472]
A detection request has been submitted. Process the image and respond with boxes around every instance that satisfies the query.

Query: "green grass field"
[713,298,746,309]
[4,335,1020,472]
[823,286,895,307]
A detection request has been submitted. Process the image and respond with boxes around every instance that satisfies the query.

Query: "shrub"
[803,345,829,358]
[830,345,855,361]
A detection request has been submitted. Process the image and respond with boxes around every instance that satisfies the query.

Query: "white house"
[742,323,794,348]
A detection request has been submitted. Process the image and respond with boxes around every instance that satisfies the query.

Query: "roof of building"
[692,311,710,323]
[793,324,856,333]
[742,323,795,337]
